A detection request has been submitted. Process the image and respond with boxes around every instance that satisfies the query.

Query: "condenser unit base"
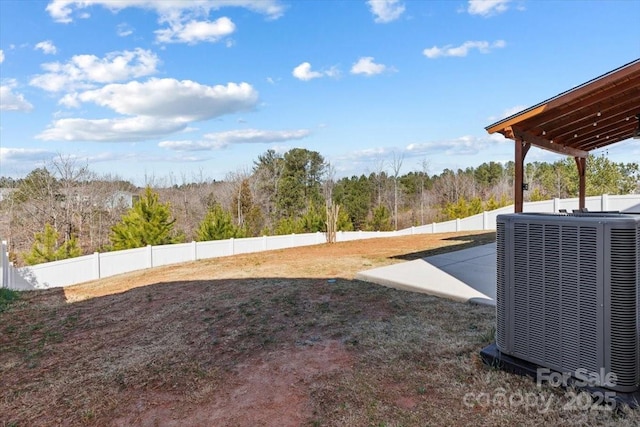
[480,342,640,410]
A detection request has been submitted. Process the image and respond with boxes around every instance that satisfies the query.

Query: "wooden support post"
[574,156,586,210]
[514,136,531,213]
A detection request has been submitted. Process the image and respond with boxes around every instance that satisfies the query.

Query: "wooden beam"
[574,157,586,210]
[511,127,588,158]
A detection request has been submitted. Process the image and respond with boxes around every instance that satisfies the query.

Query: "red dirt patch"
[111,340,352,426]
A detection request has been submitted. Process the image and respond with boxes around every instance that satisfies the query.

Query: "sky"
[1,0,639,185]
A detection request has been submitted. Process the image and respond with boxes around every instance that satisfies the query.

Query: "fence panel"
[523,200,555,212]
[433,219,457,233]
[1,241,7,289]
[195,240,230,259]
[233,237,268,255]
[152,242,195,267]
[459,214,484,231]
[336,231,396,242]
[99,247,149,278]
[17,255,95,288]
[611,195,640,212]
[265,235,298,250]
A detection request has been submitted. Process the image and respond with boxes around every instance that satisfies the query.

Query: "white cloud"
[351,147,388,158]
[35,40,58,55]
[406,136,487,156]
[47,0,285,22]
[0,80,34,112]
[0,147,56,163]
[160,129,311,150]
[37,79,259,142]
[30,48,160,92]
[46,0,284,44]
[324,66,341,79]
[488,133,508,143]
[36,116,188,142]
[69,79,257,119]
[467,0,510,16]
[292,62,323,81]
[350,57,389,76]
[0,49,5,63]
[292,62,340,81]
[116,23,134,37]
[155,17,235,44]
[367,0,405,23]
[423,40,506,58]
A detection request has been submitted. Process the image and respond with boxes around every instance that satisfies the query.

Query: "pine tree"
[300,202,325,233]
[368,205,392,231]
[197,203,245,241]
[274,216,305,235]
[23,223,81,265]
[110,187,177,250]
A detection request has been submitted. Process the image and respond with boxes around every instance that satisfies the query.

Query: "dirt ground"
[2,231,638,426]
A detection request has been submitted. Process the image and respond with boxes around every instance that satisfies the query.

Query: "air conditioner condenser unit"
[494,212,640,393]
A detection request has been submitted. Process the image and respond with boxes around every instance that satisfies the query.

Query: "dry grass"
[1,231,638,426]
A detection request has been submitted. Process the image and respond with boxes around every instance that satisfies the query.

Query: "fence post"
[601,194,608,211]
[1,240,8,289]
[93,252,100,280]
[263,235,268,251]
[147,245,153,268]
[456,218,461,231]
[229,238,235,255]
[191,241,197,261]
[9,262,14,290]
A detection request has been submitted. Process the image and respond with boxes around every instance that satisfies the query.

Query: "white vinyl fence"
[2,194,639,290]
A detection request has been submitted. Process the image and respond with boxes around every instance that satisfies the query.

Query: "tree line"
[0,151,637,266]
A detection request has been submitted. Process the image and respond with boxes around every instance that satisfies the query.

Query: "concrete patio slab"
[355,243,496,306]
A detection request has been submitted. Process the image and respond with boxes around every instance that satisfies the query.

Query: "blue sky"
[1,0,639,185]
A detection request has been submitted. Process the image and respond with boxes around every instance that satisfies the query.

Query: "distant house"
[57,188,138,211]
[104,191,138,210]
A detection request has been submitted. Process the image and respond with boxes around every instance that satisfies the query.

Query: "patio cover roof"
[485,58,640,212]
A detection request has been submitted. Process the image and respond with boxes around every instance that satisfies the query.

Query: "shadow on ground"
[391,231,496,261]
[0,275,497,427]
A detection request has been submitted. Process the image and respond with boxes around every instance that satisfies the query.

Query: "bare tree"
[84,174,136,251]
[323,162,336,207]
[390,152,404,230]
[50,155,94,244]
[420,158,430,225]
[371,156,387,208]
[157,170,217,241]
[225,167,252,227]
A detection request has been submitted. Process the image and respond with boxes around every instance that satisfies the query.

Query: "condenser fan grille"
[496,213,640,393]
